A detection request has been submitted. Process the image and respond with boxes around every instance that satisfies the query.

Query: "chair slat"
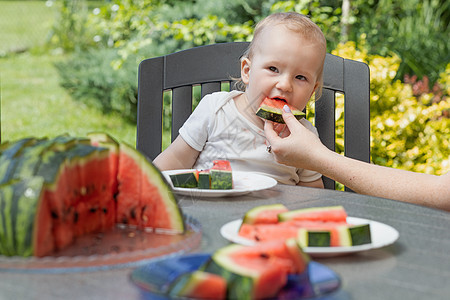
[171,86,193,142]
[201,82,222,98]
[344,59,370,162]
[137,56,164,159]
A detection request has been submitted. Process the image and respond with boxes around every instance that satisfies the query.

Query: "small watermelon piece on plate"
[210,160,233,190]
[197,169,211,189]
[298,223,371,247]
[256,97,305,124]
[241,203,288,225]
[168,270,226,300]
[169,170,199,188]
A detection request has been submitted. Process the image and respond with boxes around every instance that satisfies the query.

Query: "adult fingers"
[281,105,302,134]
[263,120,280,144]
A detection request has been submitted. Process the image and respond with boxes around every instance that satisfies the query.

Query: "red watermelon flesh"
[33,189,55,257]
[168,270,227,300]
[239,223,300,242]
[230,239,310,274]
[116,143,184,232]
[278,206,348,222]
[239,220,348,247]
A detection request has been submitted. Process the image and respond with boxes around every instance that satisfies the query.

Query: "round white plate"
[162,170,277,197]
[220,217,399,257]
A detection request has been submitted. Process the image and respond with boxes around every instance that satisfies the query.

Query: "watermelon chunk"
[256,97,305,124]
[169,170,199,188]
[241,203,289,225]
[210,160,233,190]
[168,270,226,299]
[202,239,310,299]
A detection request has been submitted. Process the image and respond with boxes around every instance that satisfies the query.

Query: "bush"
[54,48,138,122]
[332,42,449,176]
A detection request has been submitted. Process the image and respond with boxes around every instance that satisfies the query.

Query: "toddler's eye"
[269,66,278,73]
[296,75,307,81]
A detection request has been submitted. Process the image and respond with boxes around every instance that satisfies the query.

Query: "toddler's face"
[241,24,324,111]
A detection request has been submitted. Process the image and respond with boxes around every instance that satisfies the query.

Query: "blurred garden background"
[1,0,449,178]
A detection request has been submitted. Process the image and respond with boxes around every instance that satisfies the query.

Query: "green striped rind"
[0,177,45,257]
[13,177,45,256]
[337,224,372,246]
[242,204,287,225]
[87,132,119,145]
[298,228,331,247]
[197,171,211,189]
[120,143,185,233]
[0,138,38,185]
[210,170,232,190]
[169,172,198,188]
[168,271,199,297]
[278,205,345,222]
[256,106,305,124]
[202,244,256,300]
[12,138,51,181]
[0,184,14,255]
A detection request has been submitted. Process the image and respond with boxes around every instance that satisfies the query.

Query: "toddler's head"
[238,12,327,99]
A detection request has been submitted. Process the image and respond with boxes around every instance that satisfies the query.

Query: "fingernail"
[283,105,291,113]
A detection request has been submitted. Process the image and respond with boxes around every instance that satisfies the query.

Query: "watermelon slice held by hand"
[256,97,305,124]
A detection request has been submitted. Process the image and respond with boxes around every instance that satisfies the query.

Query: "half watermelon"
[0,134,185,257]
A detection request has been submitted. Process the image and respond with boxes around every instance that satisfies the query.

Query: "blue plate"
[130,253,340,299]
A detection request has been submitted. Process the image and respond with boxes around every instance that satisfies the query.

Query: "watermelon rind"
[337,224,372,246]
[298,228,332,247]
[169,171,198,188]
[197,171,211,189]
[0,177,45,256]
[210,169,232,190]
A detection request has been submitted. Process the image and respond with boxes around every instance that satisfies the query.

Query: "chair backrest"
[137,42,370,190]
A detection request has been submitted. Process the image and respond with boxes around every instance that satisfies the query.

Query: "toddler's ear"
[240,57,251,85]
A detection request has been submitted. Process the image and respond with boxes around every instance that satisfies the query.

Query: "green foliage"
[54,48,139,122]
[48,0,449,176]
[332,42,449,176]
[349,0,449,85]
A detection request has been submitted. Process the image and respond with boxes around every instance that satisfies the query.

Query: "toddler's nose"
[275,75,292,92]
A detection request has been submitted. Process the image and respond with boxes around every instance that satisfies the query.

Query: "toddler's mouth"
[271,97,287,103]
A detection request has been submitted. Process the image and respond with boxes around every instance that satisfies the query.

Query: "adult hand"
[264,105,328,170]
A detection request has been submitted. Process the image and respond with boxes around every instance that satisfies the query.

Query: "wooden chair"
[136,42,370,190]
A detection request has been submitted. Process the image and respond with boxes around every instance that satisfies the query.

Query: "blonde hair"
[236,12,327,99]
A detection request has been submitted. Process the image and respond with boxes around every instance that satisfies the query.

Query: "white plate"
[220,217,399,257]
[162,170,277,197]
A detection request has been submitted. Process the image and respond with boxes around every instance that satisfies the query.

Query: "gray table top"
[0,184,449,300]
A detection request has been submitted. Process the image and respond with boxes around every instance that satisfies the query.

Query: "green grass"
[0,52,137,145]
[0,1,56,54]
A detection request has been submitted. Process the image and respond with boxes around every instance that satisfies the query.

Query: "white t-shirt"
[179,90,322,185]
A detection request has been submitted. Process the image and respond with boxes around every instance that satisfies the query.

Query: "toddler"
[153,12,326,188]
